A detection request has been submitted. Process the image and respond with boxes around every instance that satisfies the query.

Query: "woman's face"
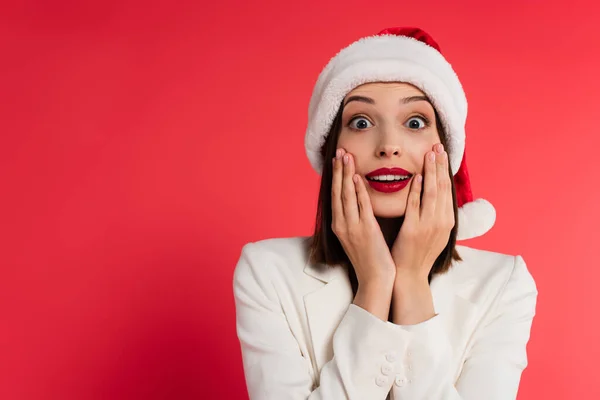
[337,82,442,218]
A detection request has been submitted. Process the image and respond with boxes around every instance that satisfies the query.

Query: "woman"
[233,27,537,399]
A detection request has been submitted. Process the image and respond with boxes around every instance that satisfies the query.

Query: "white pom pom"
[457,198,496,240]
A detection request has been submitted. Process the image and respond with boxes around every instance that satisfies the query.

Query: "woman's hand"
[331,148,396,320]
[389,143,454,324]
[391,143,455,283]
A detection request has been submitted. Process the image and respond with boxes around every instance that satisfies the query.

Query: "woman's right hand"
[331,148,396,320]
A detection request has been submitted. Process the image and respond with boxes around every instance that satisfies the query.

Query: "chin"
[373,210,406,218]
[372,205,406,218]
[370,194,408,218]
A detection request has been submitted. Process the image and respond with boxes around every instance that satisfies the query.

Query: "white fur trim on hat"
[305,34,468,176]
[457,198,496,240]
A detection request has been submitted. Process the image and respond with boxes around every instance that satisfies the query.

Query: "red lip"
[366,167,412,178]
[365,167,413,194]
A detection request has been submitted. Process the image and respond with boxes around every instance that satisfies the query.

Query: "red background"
[1,1,599,399]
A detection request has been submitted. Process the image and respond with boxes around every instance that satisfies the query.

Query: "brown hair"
[307,96,463,301]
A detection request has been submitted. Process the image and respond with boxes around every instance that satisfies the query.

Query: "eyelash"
[347,115,431,131]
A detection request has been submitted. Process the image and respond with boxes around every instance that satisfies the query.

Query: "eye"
[405,116,428,130]
[348,116,373,130]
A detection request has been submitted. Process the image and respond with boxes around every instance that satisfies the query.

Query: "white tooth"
[370,174,409,181]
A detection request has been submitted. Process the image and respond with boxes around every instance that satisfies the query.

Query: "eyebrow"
[343,95,431,107]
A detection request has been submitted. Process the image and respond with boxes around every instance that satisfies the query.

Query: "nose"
[375,125,403,159]
[376,144,402,158]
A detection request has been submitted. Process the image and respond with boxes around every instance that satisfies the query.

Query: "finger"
[421,150,437,219]
[353,173,375,223]
[435,146,448,221]
[444,151,456,228]
[331,150,344,230]
[405,173,423,224]
[342,153,359,224]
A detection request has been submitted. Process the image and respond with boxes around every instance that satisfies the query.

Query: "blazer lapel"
[431,270,481,380]
[303,262,353,375]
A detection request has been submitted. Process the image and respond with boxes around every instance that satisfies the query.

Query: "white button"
[381,362,394,375]
[395,375,407,387]
[385,352,397,362]
[375,375,388,387]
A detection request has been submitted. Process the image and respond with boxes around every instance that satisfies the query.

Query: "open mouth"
[366,175,412,193]
[366,176,411,183]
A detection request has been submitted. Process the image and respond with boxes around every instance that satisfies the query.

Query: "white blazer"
[233,236,537,400]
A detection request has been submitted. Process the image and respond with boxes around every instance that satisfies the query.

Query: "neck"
[376,216,404,249]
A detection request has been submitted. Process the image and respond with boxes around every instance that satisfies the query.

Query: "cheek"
[403,147,428,172]
[337,135,370,159]
[412,139,438,168]
[337,130,366,148]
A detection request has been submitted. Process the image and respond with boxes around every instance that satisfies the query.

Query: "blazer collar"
[303,258,478,304]
[303,258,348,284]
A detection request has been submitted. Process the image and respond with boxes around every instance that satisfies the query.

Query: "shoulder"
[240,235,310,259]
[232,235,312,289]
[449,245,538,308]
[234,235,310,271]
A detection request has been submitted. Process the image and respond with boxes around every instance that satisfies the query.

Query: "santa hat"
[304,26,495,240]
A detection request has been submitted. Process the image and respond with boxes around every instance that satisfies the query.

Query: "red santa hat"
[304,26,496,240]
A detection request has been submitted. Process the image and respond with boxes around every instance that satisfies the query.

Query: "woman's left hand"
[391,143,455,283]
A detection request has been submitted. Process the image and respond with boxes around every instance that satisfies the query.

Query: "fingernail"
[428,152,435,162]
[417,174,422,183]
[343,154,349,164]
[436,144,443,153]
[336,149,341,159]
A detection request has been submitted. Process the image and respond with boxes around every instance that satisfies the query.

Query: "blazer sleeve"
[233,242,414,400]
[387,255,538,400]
